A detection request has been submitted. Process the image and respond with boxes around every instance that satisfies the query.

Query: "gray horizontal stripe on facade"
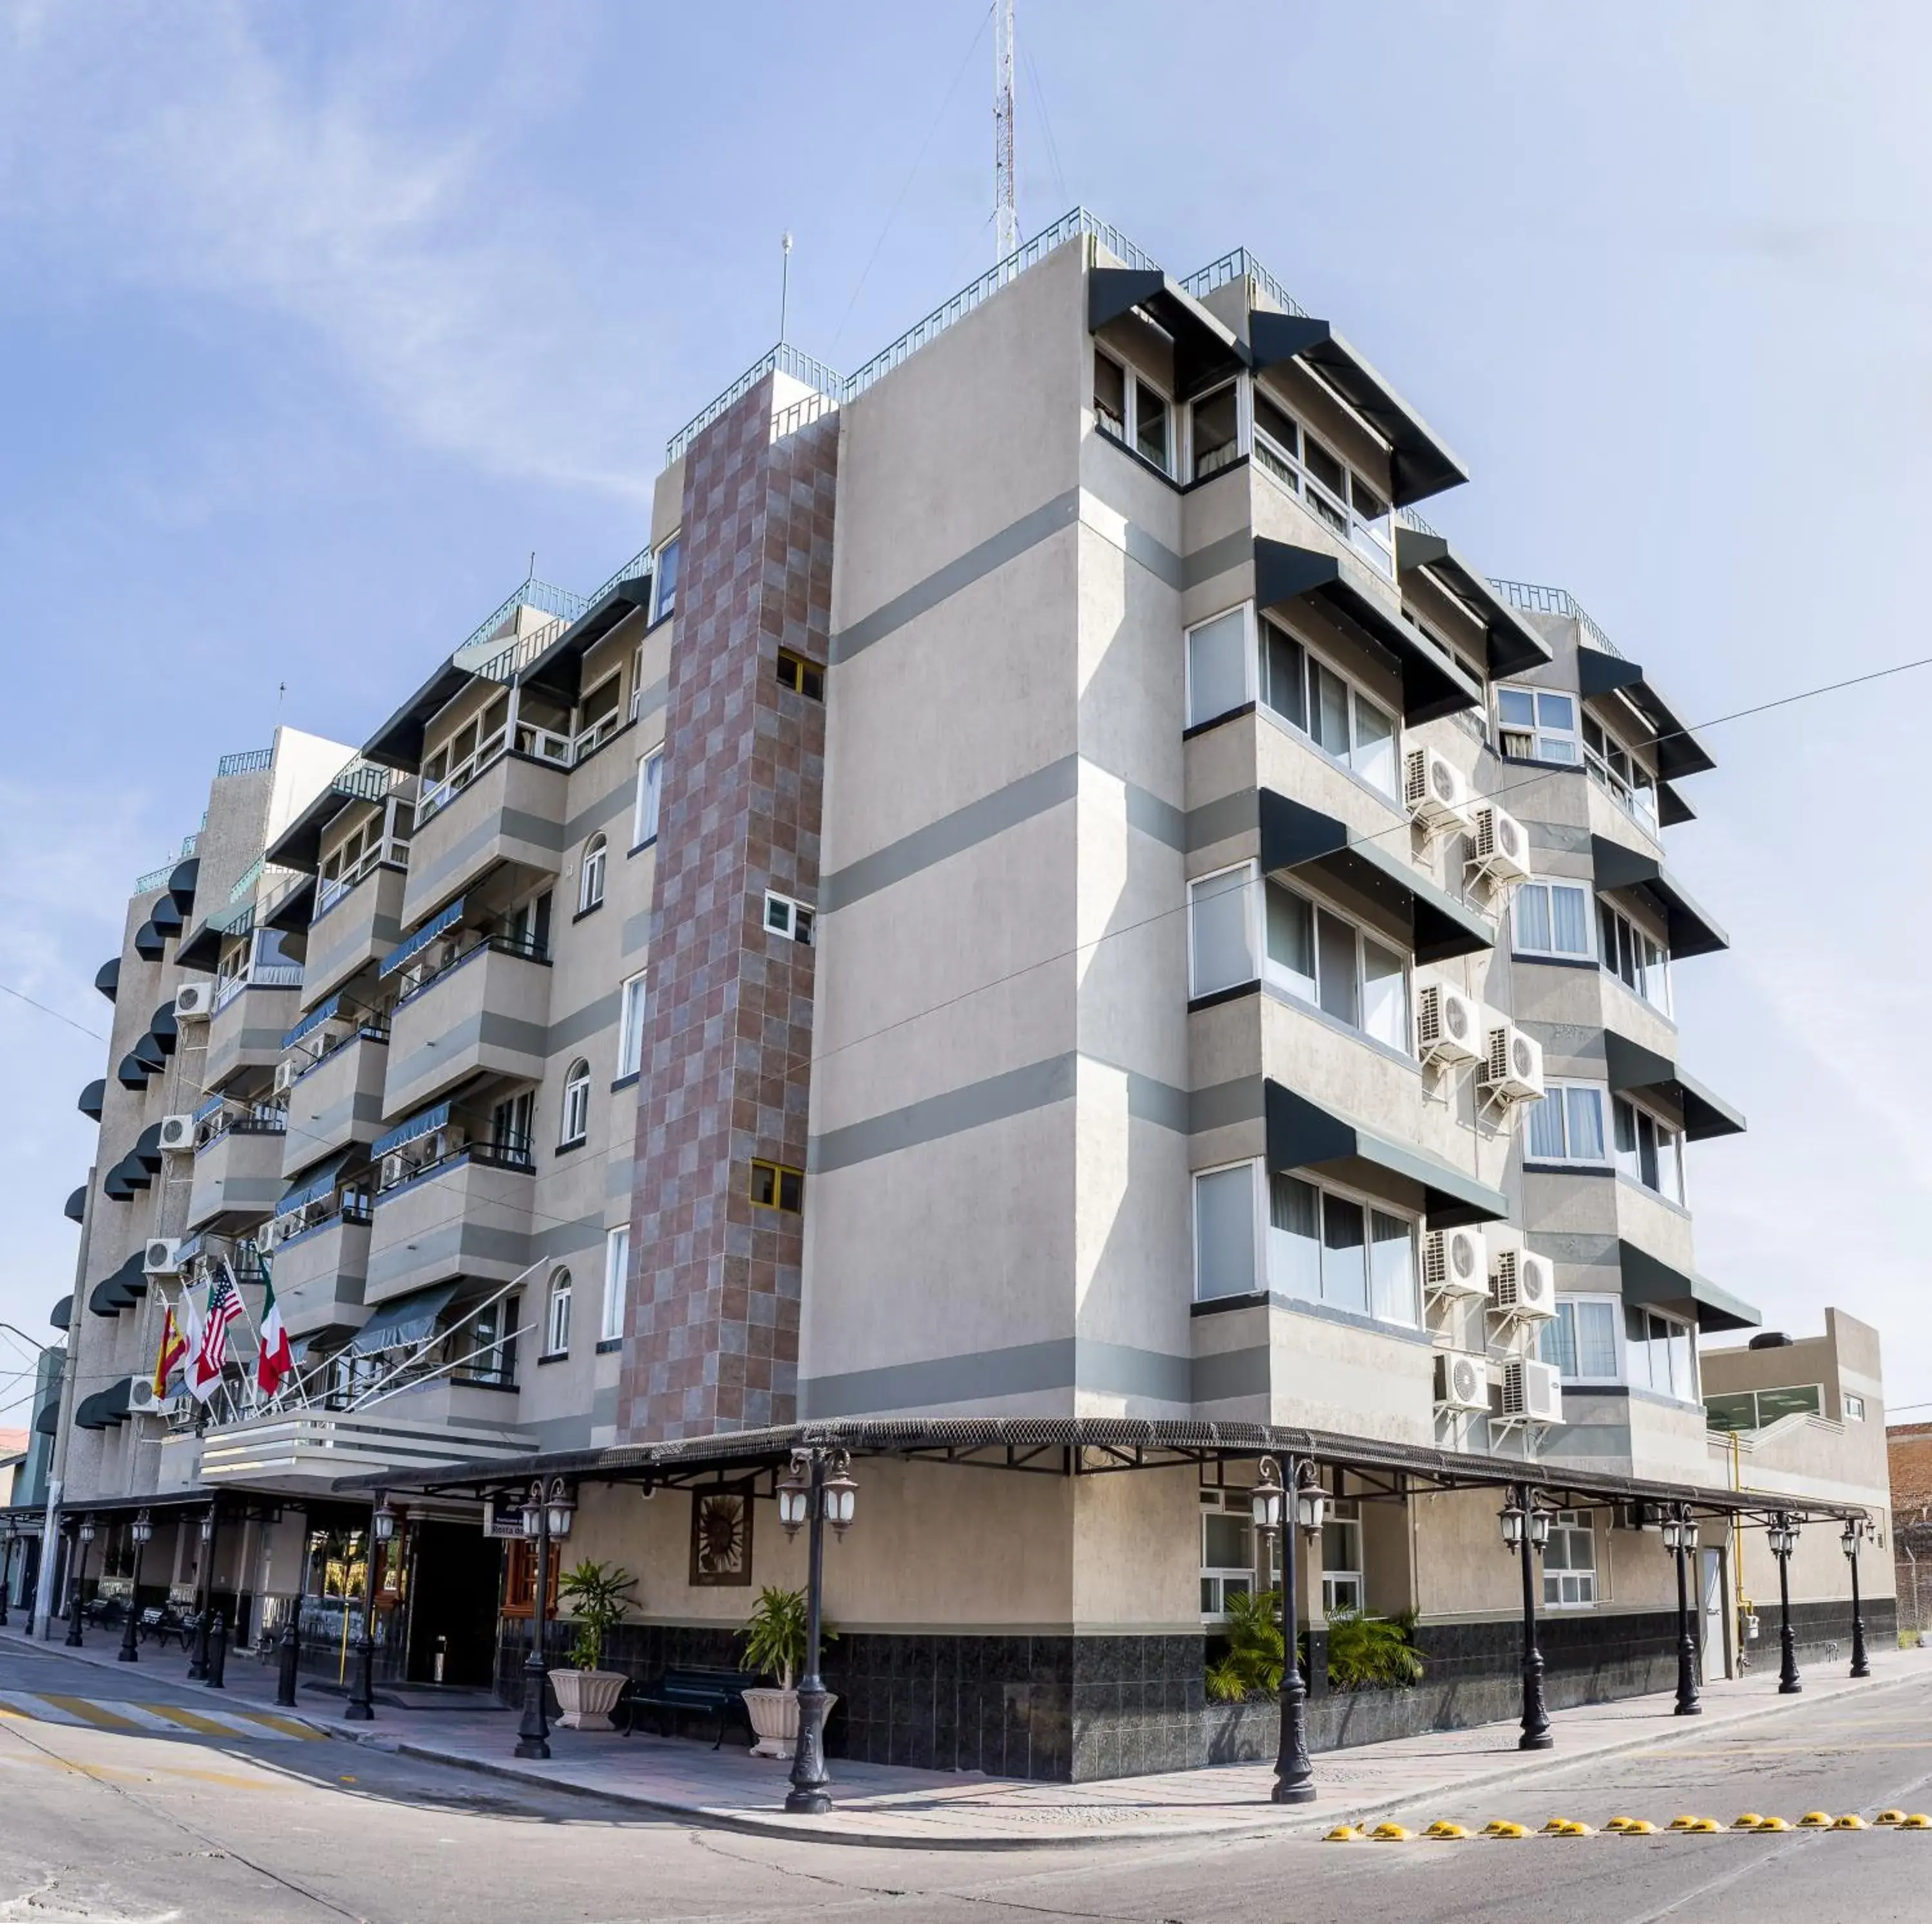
[634,675,668,721]
[545,989,620,1058]
[407,803,569,913]
[531,1212,604,1262]
[808,1053,1195,1175]
[363,1221,530,1294]
[801,1338,1191,1419]
[194,1177,283,1208]
[290,1089,386,1141]
[1530,822,1592,854]
[1182,527,1255,591]
[1185,789,1258,854]
[1113,515,1183,590]
[605,1158,634,1198]
[563,778,636,849]
[308,912,403,984]
[1188,1075,1265,1135]
[621,906,654,956]
[385,1012,552,1109]
[1191,1346,1270,1403]
[830,491,1081,665]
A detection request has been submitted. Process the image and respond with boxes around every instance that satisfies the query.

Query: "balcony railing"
[1177,245,1311,321]
[1489,579,1624,661]
[1254,429,1394,578]
[392,929,547,1009]
[451,577,591,669]
[376,1131,535,1196]
[194,1102,287,1154]
[290,1017,390,1087]
[212,961,305,1014]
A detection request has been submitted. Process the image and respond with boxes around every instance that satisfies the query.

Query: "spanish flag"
[153,1303,188,1398]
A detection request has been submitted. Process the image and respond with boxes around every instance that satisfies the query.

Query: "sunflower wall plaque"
[688,1484,754,1586]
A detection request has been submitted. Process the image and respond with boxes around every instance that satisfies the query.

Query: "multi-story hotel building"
[16,211,1889,1781]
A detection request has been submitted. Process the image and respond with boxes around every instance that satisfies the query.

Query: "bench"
[138,1606,196,1650]
[616,1666,756,1749]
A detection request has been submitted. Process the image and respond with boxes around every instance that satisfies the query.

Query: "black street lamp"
[188,1504,218,1681]
[117,1512,153,1664]
[1501,1488,1553,1750]
[1249,1455,1327,1804]
[0,1518,14,1629]
[777,1446,858,1815]
[1663,1508,1701,1716]
[66,1518,94,1650]
[514,1478,572,1760]
[1767,1516,1801,1694]
[346,1500,389,1722]
[1841,1517,1871,1679]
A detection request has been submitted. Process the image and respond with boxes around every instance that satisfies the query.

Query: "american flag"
[187,1263,245,1404]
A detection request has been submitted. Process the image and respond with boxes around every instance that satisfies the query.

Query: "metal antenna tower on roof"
[994,0,1018,261]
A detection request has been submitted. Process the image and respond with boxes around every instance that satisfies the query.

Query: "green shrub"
[1323,1608,1423,1691]
[739,1585,837,1691]
[1205,1588,1285,1701]
[555,1560,638,1672]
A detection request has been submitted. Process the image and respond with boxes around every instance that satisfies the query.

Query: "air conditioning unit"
[273,1057,299,1096]
[1423,1227,1488,1301]
[1502,1357,1564,1424]
[1403,747,1474,835]
[1467,805,1531,887]
[1482,1022,1546,1107]
[1492,1248,1556,1320]
[1434,1350,1491,1415]
[157,1114,196,1153]
[1415,979,1483,1068]
[173,982,214,1020]
[144,1238,183,1276]
[380,1154,408,1189]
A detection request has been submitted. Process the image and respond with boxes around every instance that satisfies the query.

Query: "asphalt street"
[1,1641,1930,1923]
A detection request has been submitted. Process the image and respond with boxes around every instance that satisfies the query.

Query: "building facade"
[21,211,1889,1775]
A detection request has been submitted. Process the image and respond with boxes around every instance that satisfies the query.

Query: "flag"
[256,1268,294,1397]
[187,1265,245,1404]
[152,1305,188,1398]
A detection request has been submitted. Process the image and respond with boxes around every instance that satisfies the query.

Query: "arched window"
[578,833,607,913]
[545,1269,572,1357]
[560,1060,591,1148]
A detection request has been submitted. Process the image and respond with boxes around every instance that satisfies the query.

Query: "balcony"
[365,1139,534,1308]
[303,862,408,1008]
[204,971,303,1091]
[281,1022,390,1173]
[400,750,565,931]
[185,1406,538,1494]
[269,1201,372,1342]
[186,1110,289,1232]
[383,936,552,1120]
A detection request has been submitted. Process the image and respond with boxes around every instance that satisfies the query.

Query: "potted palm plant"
[551,1560,637,1730]
[739,1585,836,1759]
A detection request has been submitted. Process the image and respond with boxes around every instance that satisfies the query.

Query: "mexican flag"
[256,1271,295,1397]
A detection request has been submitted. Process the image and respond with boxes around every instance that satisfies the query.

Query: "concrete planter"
[743,1686,838,1760]
[552,1667,626,1731]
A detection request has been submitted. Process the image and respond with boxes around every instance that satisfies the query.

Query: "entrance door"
[1700,1549,1727,1683]
[406,1522,502,1687]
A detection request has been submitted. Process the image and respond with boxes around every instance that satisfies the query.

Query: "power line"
[0,983,106,1044]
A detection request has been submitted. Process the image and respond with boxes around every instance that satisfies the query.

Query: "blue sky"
[3,1,1928,1413]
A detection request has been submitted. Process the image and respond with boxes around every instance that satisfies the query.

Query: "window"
[1583,714,1658,827]
[473,1294,518,1386]
[1092,350,1171,475]
[1185,605,1254,728]
[544,1269,572,1357]
[1321,1498,1363,1614]
[1705,1384,1824,1431]
[1513,879,1593,960]
[578,833,607,914]
[559,1061,591,1149]
[1526,1081,1608,1164]
[1195,1163,1260,1301]
[633,750,663,849]
[1625,1306,1699,1402]
[775,650,824,700]
[502,888,552,958]
[750,1160,803,1212]
[764,891,815,945]
[1190,381,1241,481]
[1613,1098,1686,1206]
[1540,1297,1622,1382]
[1249,391,1394,577]
[1496,686,1580,764]
[651,535,680,623]
[617,972,647,1079]
[1600,901,1671,1014]
[601,1226,630,1343]
[1189,864,1256,998]
[491,1089,534,1160]
[1199,1489,1256,1619]
[1542,1511,1597,1608]
[1259,618,1399,800]
[1845,1392,1866,1422]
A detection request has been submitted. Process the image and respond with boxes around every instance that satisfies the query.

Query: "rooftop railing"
[1178,245,1310,321]
[665,343,848,467]
[1488,579,1625,660]
[451,576,591,668]
[1395,504,1443,540]
[216,748,273,777]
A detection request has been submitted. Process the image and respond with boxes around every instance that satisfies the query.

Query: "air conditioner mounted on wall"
[1415,980,1483,1069]
[1403,748,1475,836]
[1467,804,1532,887]
[1493,1249,1556,1321]
[173,982,214,1020]
[1434,1350,1491,1415]
[1482,1022,1546,1108]
[1502,1357,1564,1424]
[144,1238,183,1276]
[1423,1227,1488,1301]
[157,1114,196,1153]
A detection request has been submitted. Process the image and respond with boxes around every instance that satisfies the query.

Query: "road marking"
[0,1690,323,1742]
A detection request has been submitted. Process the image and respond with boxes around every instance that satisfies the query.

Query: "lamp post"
[1767,1516,1801,1694]
[1249,1456,1326,1804]
[1501,1489,1553,1750]
[0,1518,14,1629]
[66,1518,93,1650]
[1841,1518,1871,1679]
[188,1504,218,1681]
[118,1512,153,1664]
[514,1479,572,1760]
[777,1446,858,1815]
[346,1498,391,1722]
[1663,1508,1702,1716]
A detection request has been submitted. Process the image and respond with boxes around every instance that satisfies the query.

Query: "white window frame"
[1249,384,1395,579]
[1188,377,1245,483]
[578,833,607,914]
[1265,1168,1421,1327]
[601,1225,629,1343]
[1612,1094,1687,1207]
[1257,614,1401,802]
[1193,1159,1264,1302]
[1626,1305,1700,1402]
[1582,710,1660,828]
[1184,601,1258,730]
[1495,684,1582,765]
[1093,348,1173,476]
[763,891,815,945]
[1600,899,1672,1016]
[632,750,663,849]
[1845,1392,1866,1422]
[1542,1510,1598,1608]
[1262,874,1412,1055]
[544,1269,572,1358]
[1189,861,1260,999]
[1199,1488,1258,1621]
[559,1061,591,1149]
[1321,1497,1364,1614]
[1525,1079,1611,1167]
[650,534,679,623]
[1512,876,1595,962]
[617,972,647,1079]
[1539,1295,1625,1385]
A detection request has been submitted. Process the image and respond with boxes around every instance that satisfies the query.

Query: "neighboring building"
[17,211,1887,1777]
[1888,1418,1932,1640]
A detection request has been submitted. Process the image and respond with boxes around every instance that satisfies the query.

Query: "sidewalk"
[3,1621,1922,1850]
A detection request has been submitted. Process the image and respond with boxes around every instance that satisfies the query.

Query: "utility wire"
[0,983,106,1044]
[1023,41,1070,207]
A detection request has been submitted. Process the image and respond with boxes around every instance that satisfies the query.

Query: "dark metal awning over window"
[94,957,120,1003]
[74,1378,133,1431]
[377,898,464,979]
[1265,1080,1509,1228]
[1603,1032,1746,1142]
[279,1148,355,1217]
[33,1401,59,1437]
[265,872,316,935]
[147,1004,178,1057]
[516,575,656,704]
[1249,312,1468,507]
[368,1101,452,1163]
[1260,791,1494,964]
[133,1122,166,1171]
[132,921,166,962]
[115,1053,149,1091]
[1577,646,1716,782]
[1591,835,1727,958]
[1088,268,1247,400]
[345,1282,459,1359]
[64,1187,87,1224]
[1392,527,1552,679]
[1255,540,1483,724]
[362,659,474,773]
[50,1294,71,1332]
[284,993,344,1052]
[167,858,200,916]
[78,1079,105,1120]
[1618,1240,1759,1334]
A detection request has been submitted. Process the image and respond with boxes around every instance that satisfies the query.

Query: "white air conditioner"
[1423,1227,1488,1301]
[1502,1357,1564,1424]
[173,982,214,1020]
[157,1114,196,1154]
[1467,804,1531,887]
[124,1374,167,1415]
[381,1154,407,1189]
[1415,980,1483,1068]
[1493,1249,1557,1320]
[1403,747,1474,835]
[1482,1021,1546,1106]
[273,1057,299,1096]
[1434,1350,1491,1415]
[144,1238,183,1276]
